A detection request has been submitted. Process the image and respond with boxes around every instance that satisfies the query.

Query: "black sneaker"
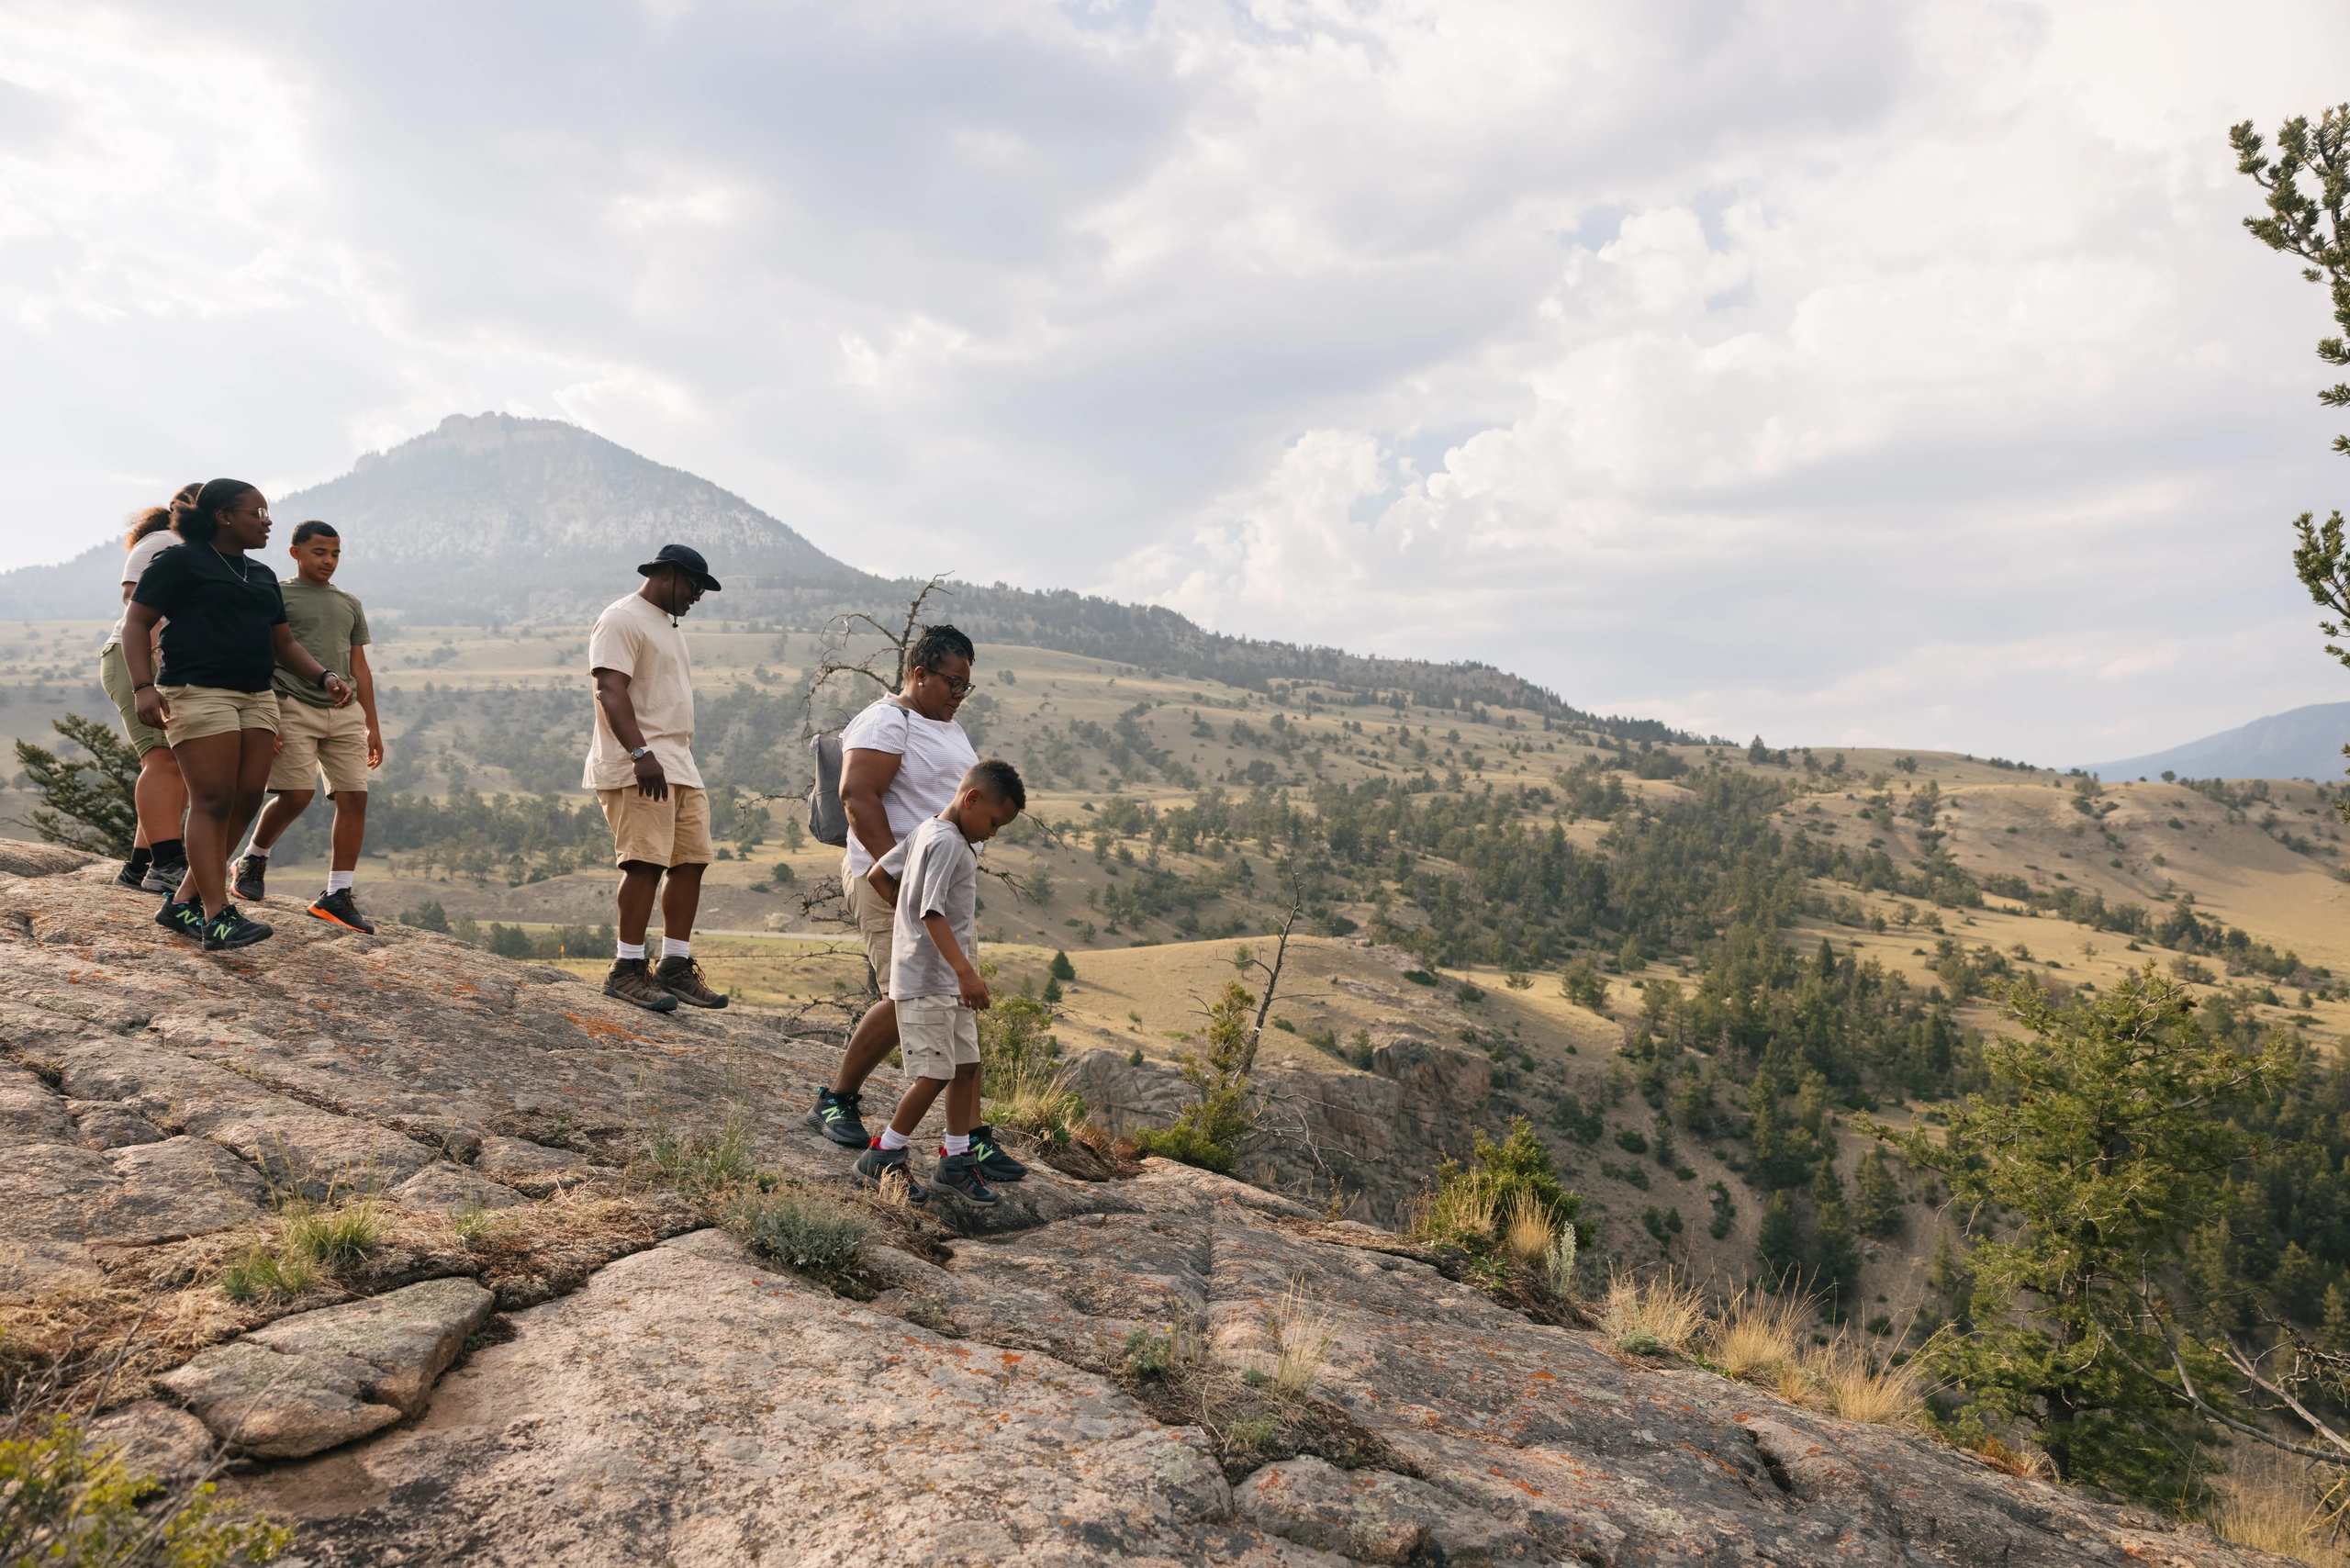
[307,888,376,934]
[968,1124,1028,1183]
[154,899,202,941]
[114,855,151,890]
[930,1149,999,1206]
[806,1088,871,1148]
[855,1142,925,1204]
[231,856,267,902]
[202,905,274,952]
[142,854,187,896]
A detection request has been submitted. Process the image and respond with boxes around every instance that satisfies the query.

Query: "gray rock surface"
[86,1398,219,1484]
[161,1277,495,1458]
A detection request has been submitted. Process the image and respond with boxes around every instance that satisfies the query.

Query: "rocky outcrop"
[1065,1033,1496,1219]
[0,846,2290,1565]
[161,1278,496,1457]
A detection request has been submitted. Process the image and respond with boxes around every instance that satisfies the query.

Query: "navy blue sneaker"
[807,1088,871,1148]
[155,898,202,941]
[930,1150,999,1206]
[968,1124,1028,1183]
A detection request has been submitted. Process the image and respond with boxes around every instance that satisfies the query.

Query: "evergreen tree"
[13,714,140,857]
[1885,967,2293,1507]
[1756,1191,1804,1286]
[1852,1147,1903,1239]
[1807,1158,1862,1312]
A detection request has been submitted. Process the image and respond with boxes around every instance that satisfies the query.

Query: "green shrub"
[1132,1121,1236,1173]
[0,1413,292,1565]
[1402,969,1438,987]
[401,900,451,933]
[726,1188,871,1276]
[641,1106,755,1194]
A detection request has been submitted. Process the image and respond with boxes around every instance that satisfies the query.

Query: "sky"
[2,0,2346,766]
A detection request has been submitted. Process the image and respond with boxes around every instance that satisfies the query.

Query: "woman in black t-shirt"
[123,479,352,951]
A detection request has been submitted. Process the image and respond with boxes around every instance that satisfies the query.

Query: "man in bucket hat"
[584,544,728,1012]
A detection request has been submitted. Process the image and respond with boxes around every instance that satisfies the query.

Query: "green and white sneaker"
[202,904,274,952]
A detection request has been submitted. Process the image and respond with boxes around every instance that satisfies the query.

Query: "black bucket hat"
[637,543,721,592]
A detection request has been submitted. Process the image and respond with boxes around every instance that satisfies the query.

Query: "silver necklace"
[208,543,256,585]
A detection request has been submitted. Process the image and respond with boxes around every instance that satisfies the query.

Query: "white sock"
[327,870,353,893]
[942,1132,971,1157]
[661,936,691,959]
[616,940,646,960]
[878,1126,911,1151]
[245,844,270,859]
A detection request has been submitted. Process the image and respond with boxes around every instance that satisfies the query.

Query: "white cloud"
[0,0,2344,763]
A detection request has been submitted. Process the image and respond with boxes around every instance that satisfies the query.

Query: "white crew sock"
[942,1132,971,1157]
[878,1126,911,1151]
[326,870,353,893]
[616,940,646,960]
[661,936,692,959]
[244,844,270,859]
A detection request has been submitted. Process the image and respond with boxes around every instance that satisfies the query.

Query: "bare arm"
[921,911,990,1010]
[841,746,905,899]
[122,601,169,727]
[352,644,383,767]
[273,624,352,707]
[593,667,667,801]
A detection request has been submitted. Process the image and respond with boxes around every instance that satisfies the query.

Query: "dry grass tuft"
[1708,1287,1806,1382]
[2208,1452,2350,1568]
[1807,1338,1924,1426]
[1597,1270,1704,1356]
[1263,1277,1339,1398]
[1503,1191,1554,1267]
[1408,1180,1497,1250]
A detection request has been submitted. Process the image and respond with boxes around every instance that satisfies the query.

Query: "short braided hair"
[904,623,975,687]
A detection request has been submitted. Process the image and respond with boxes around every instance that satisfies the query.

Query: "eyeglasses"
[925,671,974,698]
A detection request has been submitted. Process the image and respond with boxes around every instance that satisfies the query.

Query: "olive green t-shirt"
[274,578,371,708]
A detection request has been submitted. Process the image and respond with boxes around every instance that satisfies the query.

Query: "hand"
[324,672,353,709]
[632,750,669,801]
[366,729,385,769]
[866,865,900,907]
[957,968,992,1012]
[272,734,285,757]
[133,687,170,729]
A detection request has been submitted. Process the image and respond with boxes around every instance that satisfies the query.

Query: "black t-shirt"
[131,543,287,693]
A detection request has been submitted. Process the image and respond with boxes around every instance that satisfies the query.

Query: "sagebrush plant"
[0,1410,292,1565]
[723,1186,871,1276]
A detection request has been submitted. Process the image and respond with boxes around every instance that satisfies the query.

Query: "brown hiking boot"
[656,956,729,1009]
[604,958,678,1012]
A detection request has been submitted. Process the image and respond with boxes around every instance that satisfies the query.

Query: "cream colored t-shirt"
[581,592,703,791]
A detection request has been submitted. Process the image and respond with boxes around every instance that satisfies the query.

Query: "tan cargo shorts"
[598,783,711,869]
[898,994,980,1081]
[159,685,279,747]
[269,697,372,794]
[98,643,170,756]
[845,858,896,986]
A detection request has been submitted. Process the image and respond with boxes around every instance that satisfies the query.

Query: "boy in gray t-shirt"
[854,759,1026,1205]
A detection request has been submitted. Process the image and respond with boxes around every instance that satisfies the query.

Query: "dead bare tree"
[800,574,955,734]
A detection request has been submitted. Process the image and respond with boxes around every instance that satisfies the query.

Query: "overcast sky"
[2,0,2345,764]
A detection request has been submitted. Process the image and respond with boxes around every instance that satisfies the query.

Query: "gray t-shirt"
[889,815,978,1001]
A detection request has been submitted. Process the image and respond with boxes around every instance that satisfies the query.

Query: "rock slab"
[161,1277,494,1458]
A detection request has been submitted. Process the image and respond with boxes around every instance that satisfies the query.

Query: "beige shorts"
[598,783,711,869]
[845,859,895,986]
[898,995,980,1081]
[269,697,372,794]
[160,685,279,747]
[98,643,169,757]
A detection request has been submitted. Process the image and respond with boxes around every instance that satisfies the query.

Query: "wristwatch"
[630,745,654,762]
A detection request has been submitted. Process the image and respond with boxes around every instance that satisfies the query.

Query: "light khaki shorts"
[160,685,279,747]
[269,697,372,794]
[598,783,711,869]
[98,643,169,757]
[844,859,895,986]
[898,995,980,1081]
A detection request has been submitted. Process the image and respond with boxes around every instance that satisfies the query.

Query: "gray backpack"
[807,733,848,847]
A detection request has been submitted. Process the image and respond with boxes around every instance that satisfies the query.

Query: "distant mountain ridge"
[2081,701,2350,782]
[0,414,1665,737]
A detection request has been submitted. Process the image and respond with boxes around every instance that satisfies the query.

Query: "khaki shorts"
[845,859,896,987]
[98,643,169,757]
[598,783,711,869]
[160,685,279,747]
[898,995,980,1081]
[269,697,372,794]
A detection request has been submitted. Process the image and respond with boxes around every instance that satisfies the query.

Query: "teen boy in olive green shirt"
[235,521,384,932]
